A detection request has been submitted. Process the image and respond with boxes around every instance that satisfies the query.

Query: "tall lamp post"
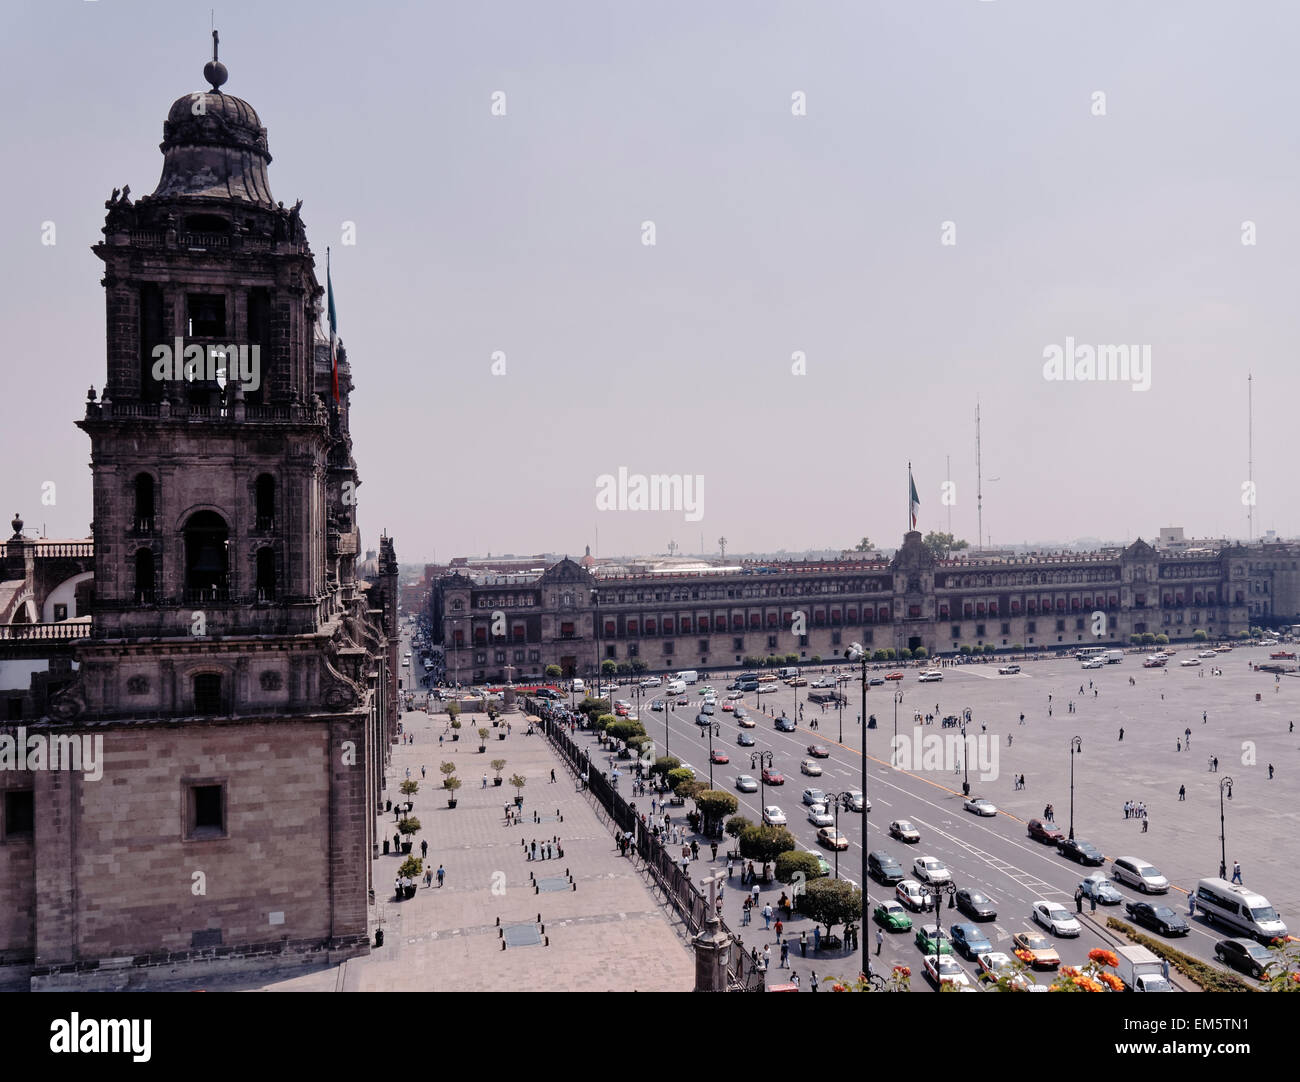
[894,689,903,750]
[825,791,848,880]
[918,880,958,963]
[1068,735,1082,840]
[1218,776,1234,880]
[705,721,721,788]
[751,750,774,809]
[846,643,870,962]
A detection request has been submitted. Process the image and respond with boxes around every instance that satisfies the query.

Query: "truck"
[675,670,699,685]
[1103,649,1124,664]
[1116,944,1172,992]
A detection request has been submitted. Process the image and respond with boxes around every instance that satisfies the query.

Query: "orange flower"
[1089,949,1120,968]
[1014,949,1034,963]
[831,983,848,992]
[1061,965,1080,977]
[893,965,911,978]
[1099,972,1125,992]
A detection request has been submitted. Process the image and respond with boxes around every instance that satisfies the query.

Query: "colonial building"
[432,532,1300,683]
[0,43,397,988]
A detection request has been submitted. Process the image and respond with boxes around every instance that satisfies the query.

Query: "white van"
[1195,878,1287,943]
[777,667,799,680]
[1111,856,1169,894]
[676,670,699,685]
[1103,650,1124,664]
[917,670,944,683]
[572,678,585,694]
[666,679,686,696]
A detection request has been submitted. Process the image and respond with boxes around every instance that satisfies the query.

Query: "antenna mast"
[1247,372,1254,542]
[976,401,983,552]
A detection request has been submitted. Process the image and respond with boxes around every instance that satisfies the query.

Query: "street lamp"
[1068,735,1082,841]
[751,749,774,809]
[825,791,848,881]
[1218,776,1235,880]
[846,642,870,960]
[917,880,958,966]
[706,721,721,788]
[894,689,903,750]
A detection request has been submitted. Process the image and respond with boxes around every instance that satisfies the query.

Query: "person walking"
[1178,784,1185,801]
[803,930,810,957]
[1141,815,1149,833]
[420,839,428,859]
[436,864,445,887]
[762,944,772,971]
[813,925,821,952]
[1269,763,1275,779]
[550,768,556,783]
[780,941,790,968]
[1074,886,1084,914]
[1231,861,1243,885]
[482,773,488,788]
[421,764,426,778]
[1118,727,1124,741]
[774,917,784,943]
[763,903,773,929]
[1188,894,1196,916]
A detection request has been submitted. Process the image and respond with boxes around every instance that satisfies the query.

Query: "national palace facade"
[431,531,1300,684]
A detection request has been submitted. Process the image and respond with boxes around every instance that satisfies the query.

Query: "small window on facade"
[134,474,155,532]
[187,783,225,839]
[187,293,226,337]
[4,790,35,838]
[255,474,275,531]
[194,673,223,715]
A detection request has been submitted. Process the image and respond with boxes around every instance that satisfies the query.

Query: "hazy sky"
[4,1,1296,563]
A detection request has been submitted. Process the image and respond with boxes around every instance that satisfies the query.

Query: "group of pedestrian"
[1012,773,1026,790]
[1124,800,1147,820]
[526,837,561,860]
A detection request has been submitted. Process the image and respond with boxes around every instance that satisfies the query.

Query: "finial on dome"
[204,28,229,92]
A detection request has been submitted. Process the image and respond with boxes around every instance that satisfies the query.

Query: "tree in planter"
[872,649,888,662]
[800,877,862,943]
[398,855,423,880]
[810,654,822,665]
[899,648,913,661]
[666,766,696,794]
[397,816,422,851]
[983,644,997,655]
[444,777,462,807]
[1154,634,1169,646]
[724,816,754,855]
[399,778,419,800]
[450,718,462,741]
[1129,634,1143,645]
[1192,629,1208,642]
[544,664,562,679]
[775,849,827,890]
[446,701,461,723]
[650,756,681,783]
[439,761,457,788]
[509,773,527,806]
[676,778,707,807]
[784,654,799,665]
[477,727,490,751]
[913,646,928,660]
[738,824,796,882]
[695,790,738,837]
[490,759,507,786]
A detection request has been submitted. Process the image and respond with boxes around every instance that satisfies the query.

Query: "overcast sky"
[3,1,1296,564]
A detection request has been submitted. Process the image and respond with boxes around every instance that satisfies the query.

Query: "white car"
[997,664,1021,675]
[640,676,662,687]
[913,856,952,884]
[924,953,970,988]
[810,677,836,688]
[896,878,927,911]
[917,670,944,682]
[963,796,997,817]
[801,788,827,806]
[977,951,1038,991]
[1198,651,1216,659]
[799,758,823,776]
[735,774,759,793]
[1032,899,1082,938]
[1081,658,1104,669]
[726,690,745,700]
[807,803,834,827]
[762,805,787,826]
[1180,658,1201,667]
[755,683,777,694]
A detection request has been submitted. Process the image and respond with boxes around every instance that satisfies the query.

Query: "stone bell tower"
[23,36,391,988]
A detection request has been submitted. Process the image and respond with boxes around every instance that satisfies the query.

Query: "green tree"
[959,645,972,656]
[774,850,827,887]
[439,761,457,786]
[695,790,739,836]
[872,650,888,662]
[399,779,419,799]
[854,537,873,552]
[509,773,527,800]
[800,877,863,939]
[397,815,422,840]
[784,654,799,665]
[490,758,506,781]
[810,655,822,664]
[398,855,423,879]
[577,697,611,722]
[630,658,648,673]
[650,756,682,779]
[601,659,618,675]
[738,825,797,880]
[913,646,928,659]
[544,664,562,678]
[983,644,997,655]
[899,648,913,661]
[1154,634,1169,645]
[616,661,632,675]
[1141,633,1156,646]
[446,700,461,721]
[724,816,754,846]
[742,656,763,668]
[1192,630,1208,642]
[606,719,646,744]
[667,766,697,793]
[1129,634,1142,645]
[922,531,969,560]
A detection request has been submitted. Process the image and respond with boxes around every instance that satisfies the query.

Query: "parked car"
[912,856,952,884]
[762,805,786,826]
[1214,938,1280,980]
[1125,901,1190,937]
[817,827,849,850]
[963,796,997,817]
[896,879,927,911]
[1027,818,1065,844]
[950,923,994,960]
[956,888,998,921]
[1057,837,1105,865]
[810,677,836,689]
[869,850,904,884]
[889,819,920,843]
[1011,931,1061,969]
[873,900,913,932]
[735,774,758,793]
[976,951,1039,991]
[1032,900,1082,938]
[761,768,784,786]
[1078,874,1123,905]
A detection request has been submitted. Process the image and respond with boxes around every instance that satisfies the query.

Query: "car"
[923,953,970,988]
[1027,818,1065,844]
[884,671,904,681]
[806,744,831,759]
[784,677,808,687]
[917,670,944,683]
[733,706,750,720]
[614,703,630,717]
[889,819,920,843]
[801,787,827,806]
[1215,937,1281,980]
[1032,900,1082,938]
[998,664,1021,675]
[976,951,1039,991]
[1056,837,1105,865]
[1078,874,1123,905]
[950,923,994,960]
[868,850,904,884]
[755,683,778,694]
[799,758,823,776]
[912,856,952,884]
[914,923,953,955]
[1011,931,1061,969]
[1081,658,1104,669]
[721,701,736,712]
[736,731,755,747]
[697,686,715,697]
[761,768,785,786]
[613,700,632,711]
[868,677,885,686]
[700,703,716,715]
[762,805,787,826]
[735,774,759,793]
[1198,650,1217,659]
[1180,658,1201,667]
[896,879,927,911]
[726,690,744,700]
[709,749,729,764]
[817,827,849,850]
[640,676,662,687]
[1111,856,1169,894]
[963,796,997,817]
[842,789,865,813]
[676,697,692,707]
[956,888,998,921]
[873,900,913,931]
[1125,901,1191,937]
[775,716,796,732]
[813,853,832,876]
[807,803,835,827]
[695,714,713,727]
[649,699,665,712]
[810,677,836,689]
[736,714,756,728]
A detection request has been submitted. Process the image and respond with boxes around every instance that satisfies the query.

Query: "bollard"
[534,884,539,893]
[502,940,506,950]
[496,917,500,926]
[545,936,550,947]
[572,882,577,891]
[537,913,541,923]
[540,924,545,934]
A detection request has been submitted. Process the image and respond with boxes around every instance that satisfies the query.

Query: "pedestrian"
[1269,763,1275,779]
[482,773,488,788]
[727,859,734,879]
[791,970,800,989]
[436,864,445,887]
[424,867,433,887]
[1178,785,1185,800]
[1090,893,1097,914]
[810,971,820,992]
[1231,861,1242,884]
[421,764,426,778]
[762,944,772,971]
[1177,739,1181,752]
[780,941,790,968]
[763,903,773,928]
[813,926,821,952]
[803,930,810,957]
[420,839,428,858]
[1203,711,1207,724]
[439,734,443,746]
[1188,894,1196,916]
[775,918,784,942]
[1019,712,1025,725]
[1119,727,1124,741]
[1141,816,1149,833]
[550,768,556,783]
[1074,887,1083,914]
[1291,721,1295,734]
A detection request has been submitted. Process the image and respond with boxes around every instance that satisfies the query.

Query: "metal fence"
[529,698,763,991]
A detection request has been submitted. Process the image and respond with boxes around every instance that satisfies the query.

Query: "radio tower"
[1247,372,1254,542]
[975,401,984,552]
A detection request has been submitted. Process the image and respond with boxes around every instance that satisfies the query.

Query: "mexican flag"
[327,261,339,402]
[909,468,920,529]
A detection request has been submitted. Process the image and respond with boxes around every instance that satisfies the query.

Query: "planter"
[401,842,413,854]
[493,777,503,786]
[447,798,458,808]
[451,734,459,741]
[514,796,524,807]
[404,884,417,899]
[498,733,506,741]
[478,745,486,753]
[492,721,499,728]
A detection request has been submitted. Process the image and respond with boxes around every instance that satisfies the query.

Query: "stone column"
[693,871,731,991]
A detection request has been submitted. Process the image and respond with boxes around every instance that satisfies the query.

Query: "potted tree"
[399,778,418,811]
[398,855,422,899]
[488,703,501,727]
[450,718,462,742]
[445,776,462,808]
[491,759,506,787]
[477,727,490,753]
[439,761,457,791]
[509,773,527,809]
[397,816,421,854]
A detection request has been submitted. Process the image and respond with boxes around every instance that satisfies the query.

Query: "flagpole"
[908,461,912,534]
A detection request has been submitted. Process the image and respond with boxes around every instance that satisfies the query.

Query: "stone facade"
[433,533,1300,683]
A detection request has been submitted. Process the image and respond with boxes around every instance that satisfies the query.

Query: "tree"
[398,855,423,879]
[601,659,618,675]
[577,697,611,722]
[630,658,648,673]
[616,661,632,675]
[477,727,490,744]
[983,643,997,655]
[724,816,755,846]
[854,537,873,552]
[913,646,928,659]
[1154,634,1169,646]
[544,664,562,679]
[439,761,457,786]
[491,758,506,781]
[882,648,896,661]
[397,816,422,840]
[774,850,826,888]
[1141,633,1156,646]
[742,656,763,669]
[738,825,796,880]
[922,531,969,560]
[695,790,739,836]
[667,766,697,794]
[1192,630,1208,642]
[800,877,862,939]
[446,700,461,721]
[399,779,419,799]
[899,648,913,661]
[650,756,681,779]
[509,773,527,800]
[1129,634,1142,645]
[810,655,822,664]
[872,650,888,662]
[784,654,799,665]
[606,719,646,744]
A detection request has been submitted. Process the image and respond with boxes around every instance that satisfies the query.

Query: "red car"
[710,749,729,764]
[884,671,905,681]
[761,768,785,786]
[721,702,735,712]
[1027,818,1065,844]
[806,745,830,758]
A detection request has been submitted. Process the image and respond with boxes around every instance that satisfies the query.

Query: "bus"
[1076,647,1107,661]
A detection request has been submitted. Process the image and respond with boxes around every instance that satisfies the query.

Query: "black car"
[868,850,904,884]
[695,714,712,727]
[1215,938,1278,980]
[1125,901,1190,937]
[955,888,998,921]
[1057,837,1105,865]
[736,732,756,747]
